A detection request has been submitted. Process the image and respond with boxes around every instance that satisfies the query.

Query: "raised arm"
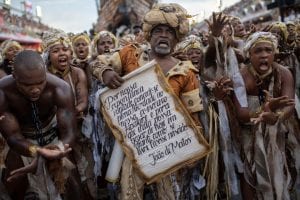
[204,13,228,78]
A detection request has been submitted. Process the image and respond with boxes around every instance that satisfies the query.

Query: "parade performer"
[42,30,96,199]
[0,50,81,199]
[235,31,299,199]
[92,3,204,199]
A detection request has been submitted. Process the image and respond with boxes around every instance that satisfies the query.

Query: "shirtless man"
[0,50,83,199]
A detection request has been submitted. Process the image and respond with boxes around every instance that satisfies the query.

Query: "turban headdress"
[142,3,190,41]
[244,31,278,58]
[175,35,203,53]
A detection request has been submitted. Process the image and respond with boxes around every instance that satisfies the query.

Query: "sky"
[10,0,240,33]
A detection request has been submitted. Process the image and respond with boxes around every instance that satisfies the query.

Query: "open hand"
[263,90,295,112]
[37,144,72,160]
[207,76,233,100]
[205,12,229,37]
[251,111,279,125]
[7,156,38,182]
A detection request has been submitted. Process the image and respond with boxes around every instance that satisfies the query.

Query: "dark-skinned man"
[0,50,85,200]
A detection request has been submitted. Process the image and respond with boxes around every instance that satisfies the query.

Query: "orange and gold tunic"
[91,44,203,122]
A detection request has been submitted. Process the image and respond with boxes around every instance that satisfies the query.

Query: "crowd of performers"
[0,2,300,200]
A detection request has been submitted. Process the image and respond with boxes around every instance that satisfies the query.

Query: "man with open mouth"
[0,50,78,199]
[234,31,299,200]
[91,2,204,200]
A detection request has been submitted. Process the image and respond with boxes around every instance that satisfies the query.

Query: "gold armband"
[28,145,38,157]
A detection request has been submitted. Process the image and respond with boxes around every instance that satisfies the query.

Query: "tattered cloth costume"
[91,3,205,200]
[22,115,75,200]
[0,111,74,199]
[86,31,119,197]
[42,30,97,199]
[241,32,300,199]
[270,22,300,122]
[179,23,246,199]
[270,22,299,82]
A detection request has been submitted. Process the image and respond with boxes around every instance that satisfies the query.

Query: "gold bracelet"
[249,107,262,118]
[274,111,284,121]
[28,145,38,157]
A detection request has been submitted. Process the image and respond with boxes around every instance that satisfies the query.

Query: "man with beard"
[234,32,299,199]
[91,3,203,199]
[0,50,81,199]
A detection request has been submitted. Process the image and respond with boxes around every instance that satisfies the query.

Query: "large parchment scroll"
[100,60,210,184]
